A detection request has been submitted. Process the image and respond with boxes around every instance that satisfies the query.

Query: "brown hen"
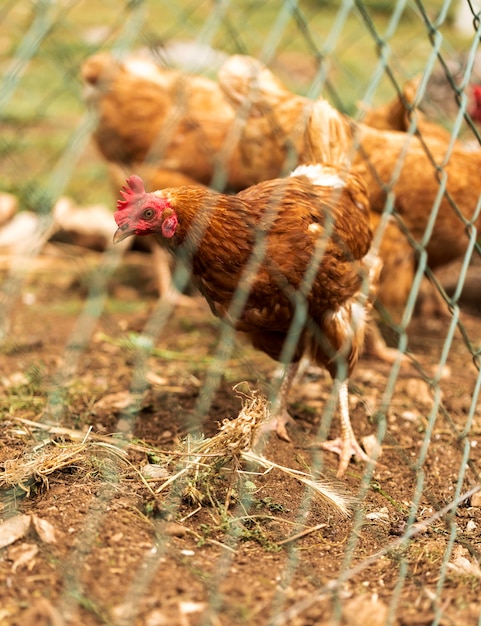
[113,101,380,477]
[360,75,454,144]
[82,51,295,192]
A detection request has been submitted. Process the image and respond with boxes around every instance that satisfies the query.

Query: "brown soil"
[0,245,480,626]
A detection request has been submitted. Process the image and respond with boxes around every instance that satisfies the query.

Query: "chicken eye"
[143,208,155,220]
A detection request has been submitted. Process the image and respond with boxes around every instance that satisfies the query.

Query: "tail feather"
[305,99,354,169]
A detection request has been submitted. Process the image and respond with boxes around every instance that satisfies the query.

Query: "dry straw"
[3,388,353,517]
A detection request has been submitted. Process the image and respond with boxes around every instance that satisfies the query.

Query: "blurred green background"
[0,0,474,211]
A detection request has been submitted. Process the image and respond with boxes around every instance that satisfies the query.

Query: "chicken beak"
[113,226,134,244]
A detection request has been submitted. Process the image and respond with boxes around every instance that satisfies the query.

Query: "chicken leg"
[260,361,300,441]
[320,378,373,477]
[265,366,374,477]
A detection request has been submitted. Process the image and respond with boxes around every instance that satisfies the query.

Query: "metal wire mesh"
[1,1,481,625]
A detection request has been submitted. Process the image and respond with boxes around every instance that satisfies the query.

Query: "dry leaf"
[448,545,481,578]
[8,542,38,573]
[141,464,170,480]
[0,514,31,549]
[366,507,390,523]
[93,391,134,411]
[32,515,57,544]
[341,595,388,626]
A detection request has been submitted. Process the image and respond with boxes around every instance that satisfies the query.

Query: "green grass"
[0,0,473,211]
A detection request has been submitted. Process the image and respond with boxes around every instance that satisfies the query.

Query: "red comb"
[473,84,481,98]
[116,175,146,211]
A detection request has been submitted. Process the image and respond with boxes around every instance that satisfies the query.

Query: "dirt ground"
[1,244,481,626]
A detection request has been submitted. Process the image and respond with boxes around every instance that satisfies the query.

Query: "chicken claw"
[321,436,373,478]
[258,410,295,442]
[256,362,300,443]
[319,379,376,478]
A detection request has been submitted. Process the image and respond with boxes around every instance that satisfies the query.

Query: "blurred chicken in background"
[359,75,454,144]
[360,59,481,146]
[82,50,229,303]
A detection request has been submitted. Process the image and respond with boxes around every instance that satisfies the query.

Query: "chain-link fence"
[1,1,481,625]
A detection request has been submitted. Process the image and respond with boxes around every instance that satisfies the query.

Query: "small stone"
[466,520,477,532]
[400,410,420,422]
[362,434,382,459]
[179,602,205,615]
[366,507,390,522]
[471,492,481,507]
[163,523,187,537]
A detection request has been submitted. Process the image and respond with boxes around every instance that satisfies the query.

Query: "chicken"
[82,51,233,302]
[352,124,481,270]
[82,51,227,188]
[362,66,481,143]
[414,59,481,126]
[360,75,454,144]
[112,100,381,477]
[82,51,291,193]
[217,55,313,173]
[217,54,309,174]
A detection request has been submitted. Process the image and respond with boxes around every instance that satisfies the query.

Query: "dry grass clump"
[155,387,353,517]
[0,435,130,495]
[1,388,352,518]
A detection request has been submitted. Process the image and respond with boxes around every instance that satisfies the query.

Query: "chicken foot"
[262,366,375,477]
[260,361,300,441]
[364,322,410,365]
[320,378,374,478]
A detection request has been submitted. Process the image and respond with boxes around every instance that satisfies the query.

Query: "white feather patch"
[328,300,366,339]
[124,58,173,88]
[124,58,160,79]
[291,164,345,188]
